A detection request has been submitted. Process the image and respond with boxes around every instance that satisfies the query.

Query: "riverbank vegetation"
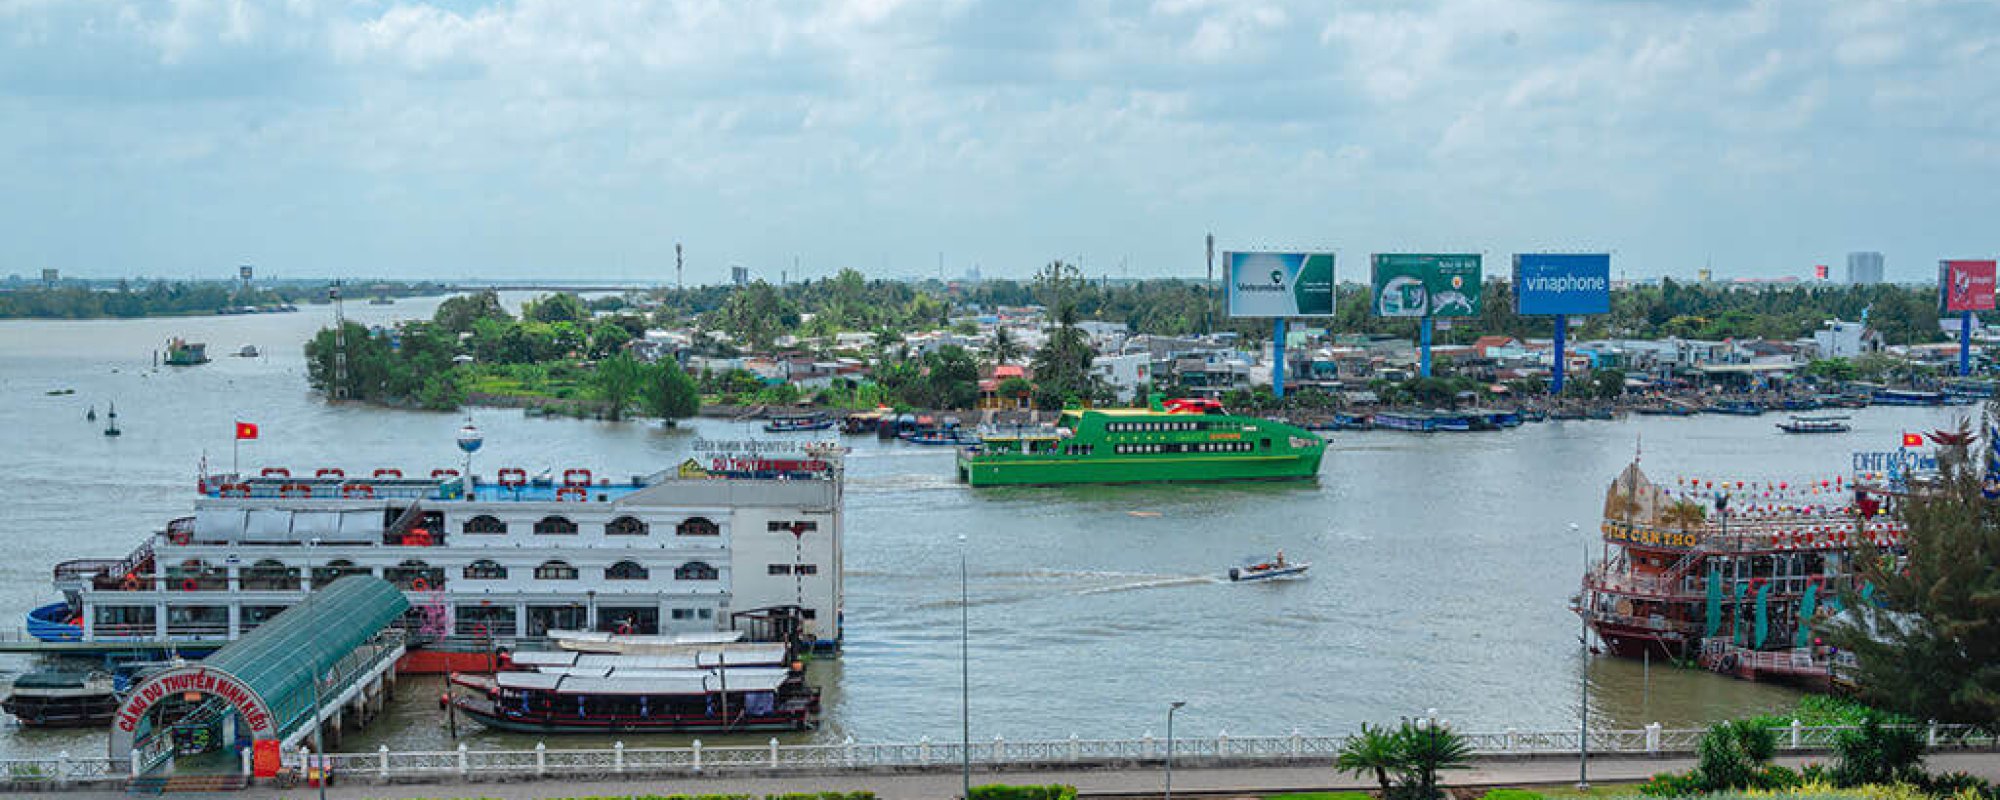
[0,280,447,318]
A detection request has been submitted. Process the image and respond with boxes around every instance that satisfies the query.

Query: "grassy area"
[1532,783,1645,799]
[1266,793,1374,800]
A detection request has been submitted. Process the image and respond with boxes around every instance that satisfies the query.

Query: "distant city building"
[1846,251,1885,285]
[41,268,58,284]
[731,266,750,286]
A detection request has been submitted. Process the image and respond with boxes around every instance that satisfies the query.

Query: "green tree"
[989,326,1022,366]
[434,290,511,333]
[1588,368,1627,400]
[523,292,589,324]
[1806,358,1857,383]
[1028,304,1098,410]
[923,345,981,410]
[1825,400,2000,727]
[588,319,633,360]
[590,354,646,420]
[1334,723,1402,796]
[1394,721,1471,800]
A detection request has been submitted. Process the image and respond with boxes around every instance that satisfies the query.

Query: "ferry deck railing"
[291,722,1995,784]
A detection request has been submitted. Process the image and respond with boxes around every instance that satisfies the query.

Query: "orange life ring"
[411,578,429,592]
[342,483,375,499]
[181,578,199,592]
[121,574,141,591]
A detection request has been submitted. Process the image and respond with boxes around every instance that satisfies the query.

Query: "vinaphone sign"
[1224,252,1335,318]
[1513,253,1611,316]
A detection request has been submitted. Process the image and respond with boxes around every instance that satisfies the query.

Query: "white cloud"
[0,0,1995,280]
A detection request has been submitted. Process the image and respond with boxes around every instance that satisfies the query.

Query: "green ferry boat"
[955,397,1326,486]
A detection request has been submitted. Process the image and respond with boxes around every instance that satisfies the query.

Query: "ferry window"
[677,517,720,536]
[312,559,372,585]
[605,516,648,536]
[386,559,444,591]
[242,559,298,591]
[533,516,578,535]
[1260,439,1271,450]
[675,561,719,581]
[534,560,579,580]
[463,560,508,580]
[462,515,507,535]
[94,605,155,636]
[795,564,819,575]
[605,560,650,581]
[768,564,792,575]
[456,605,516,637]
[698,608,713,619]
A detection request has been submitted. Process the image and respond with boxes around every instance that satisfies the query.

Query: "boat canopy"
[497,671,787,696]
[514,645,789,669]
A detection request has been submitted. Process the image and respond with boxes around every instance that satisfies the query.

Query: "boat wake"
[1072,575,1218,595]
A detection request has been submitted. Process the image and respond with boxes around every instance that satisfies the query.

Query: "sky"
[2,0,1996,284]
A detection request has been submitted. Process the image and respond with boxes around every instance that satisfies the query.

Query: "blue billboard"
[1513,253,1611,315]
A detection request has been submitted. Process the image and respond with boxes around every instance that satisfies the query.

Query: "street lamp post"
[1573,522,1590,792]
[959,534,971,800]
[1166,701,1187,800]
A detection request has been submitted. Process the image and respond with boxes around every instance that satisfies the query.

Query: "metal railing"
[290,722,1996,783]
[0,753,127,788]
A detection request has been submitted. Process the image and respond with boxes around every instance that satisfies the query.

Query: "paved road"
[24,752,2000,800]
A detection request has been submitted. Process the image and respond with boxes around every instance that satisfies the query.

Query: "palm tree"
[1334,722,1402,796]
[1662,500,1708,530]
[1396,721,1471,800]
[989,326,1022,366]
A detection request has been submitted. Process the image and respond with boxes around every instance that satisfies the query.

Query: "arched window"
[463,515,507,535]
[605,516,648,536]
[242,559,297,591]
[674,561,718,581]
[311,559,371,586]
[385,559,444,590]
[463,560,508,580]
[534,560,579,580]
[676,517,719,537]
[534,516,578,535]
[605,560,649,580]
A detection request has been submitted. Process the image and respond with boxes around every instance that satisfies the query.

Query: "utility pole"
[676,243,684,291]
[329,280,348,401]
[1205,233,1216,334]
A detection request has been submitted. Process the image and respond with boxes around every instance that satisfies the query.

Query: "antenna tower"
[330,279,349,401]
[676,243,684,291]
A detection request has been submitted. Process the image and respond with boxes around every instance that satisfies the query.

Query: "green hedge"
[968,785,1078,800]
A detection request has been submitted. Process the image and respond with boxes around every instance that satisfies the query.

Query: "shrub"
[1478,790,1545,800]
[1637,770,1705,797]
[1915,772,1996,800]
[1830,714,1926,787]
[1695,719,1779,791]
[1753,763,1804,790]
[968,785,1077,800]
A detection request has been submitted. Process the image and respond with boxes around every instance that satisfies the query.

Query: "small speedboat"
[764,415,834,433]
[1229,558,1310,582]
[1777,415,1851,434]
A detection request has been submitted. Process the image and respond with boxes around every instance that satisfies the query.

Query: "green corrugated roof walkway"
[203,576,409,740]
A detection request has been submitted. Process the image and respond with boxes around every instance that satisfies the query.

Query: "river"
[0,295,1963,757]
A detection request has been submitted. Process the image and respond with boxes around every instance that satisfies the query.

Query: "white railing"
[0,753,126,787]
[291,722,1995,783]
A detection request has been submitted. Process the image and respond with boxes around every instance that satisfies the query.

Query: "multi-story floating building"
[30,450,846,656]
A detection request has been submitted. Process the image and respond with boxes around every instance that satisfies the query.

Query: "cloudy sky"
[3,0,1995,283]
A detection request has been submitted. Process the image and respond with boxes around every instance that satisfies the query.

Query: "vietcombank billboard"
[1225,252,1335,318]
[1940,259,1998,313]
[1371,253,1482,318]
[1513,253,1611,315]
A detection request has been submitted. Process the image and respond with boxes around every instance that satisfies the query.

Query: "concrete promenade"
[24,752,2000,800]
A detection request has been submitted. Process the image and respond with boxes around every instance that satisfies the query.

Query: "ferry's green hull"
[957,450,1323,486]
[955,406,1326,487]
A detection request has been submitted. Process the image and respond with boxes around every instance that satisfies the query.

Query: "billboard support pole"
[1419,316,1434,379]
[1273,318,1287,399]
[1961,311,1973,377]
[1553,315,1569,394]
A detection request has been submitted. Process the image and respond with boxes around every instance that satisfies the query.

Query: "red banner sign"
[1940,259,1997,312]
[111,666,276,748]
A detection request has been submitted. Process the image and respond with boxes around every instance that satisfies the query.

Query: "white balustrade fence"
[266,722,1995,783]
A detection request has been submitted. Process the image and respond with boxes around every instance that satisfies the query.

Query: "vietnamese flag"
[236,421,259,441]
[1902,432,1923,447]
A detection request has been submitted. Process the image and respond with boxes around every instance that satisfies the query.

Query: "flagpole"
[233,432,239,478]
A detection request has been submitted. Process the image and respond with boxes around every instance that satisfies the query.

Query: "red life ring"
[472,623,490,637]
[499,468,527,487]
[280,483,310,498]
[411,578,429,592]
[220,483,251,498]
[261,467,291,478]
[374,468,403,479]
[168,529,192,546]
[562,468,592,487]
[181,578,199,592]
[317,468,345,478]
[556,486,586,502]
[121,574,142,591]
[616,622,633,635]
[431,469,460,478]
[342,483,375,499]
